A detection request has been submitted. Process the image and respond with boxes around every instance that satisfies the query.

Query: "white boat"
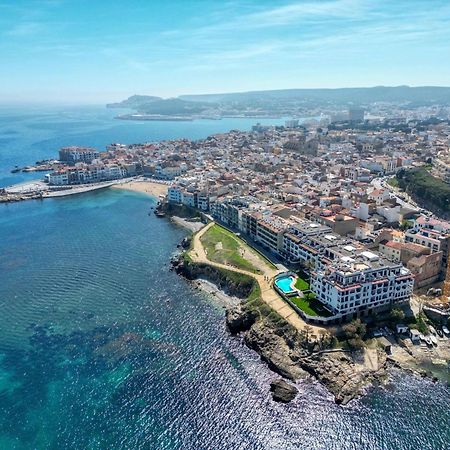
[424,336,433,347]
[442,326,450,336]
[430,335,438,346]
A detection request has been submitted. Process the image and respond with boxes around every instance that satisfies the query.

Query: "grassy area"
[408,313,429,334]
[290,295,331,317]
[397,167,450,215]
[294,276,309,291]
[387,177,399,188]
[200,224,264,274]
[244,241,278,270]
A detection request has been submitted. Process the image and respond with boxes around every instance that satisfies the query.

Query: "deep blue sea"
[0,106,449,449]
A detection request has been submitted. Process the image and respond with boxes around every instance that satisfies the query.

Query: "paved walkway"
[190,222,325,335]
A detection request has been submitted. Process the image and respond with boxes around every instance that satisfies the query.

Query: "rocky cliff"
[227,302,389,405]
[173,252,388,405]
[171,255,257,300]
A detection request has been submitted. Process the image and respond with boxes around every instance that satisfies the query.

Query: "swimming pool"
[275,276,295,294]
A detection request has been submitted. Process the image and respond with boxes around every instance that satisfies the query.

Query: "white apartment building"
[255,217,286,254]
[282,221,331,266]
[311,251,414,318]
[45,164,126,185]
[59,147,100,164]
[45,171,69,185]
[168,186,183,203]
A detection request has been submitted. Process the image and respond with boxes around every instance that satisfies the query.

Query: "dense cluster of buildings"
[43,114,450,321]
[160,118,450,320]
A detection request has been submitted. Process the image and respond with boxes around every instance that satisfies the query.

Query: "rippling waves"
[0,189,449,450]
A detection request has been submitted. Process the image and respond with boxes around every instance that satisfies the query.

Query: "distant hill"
[108,86,450,117]
[107,95,162,109]
[107,96,216,116]
[179,86,450,105]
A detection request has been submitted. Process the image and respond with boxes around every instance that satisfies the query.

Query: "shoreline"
[1,177,169,203]
[170,216,205,233]
[171,228,450,404]
[194,279,241,308]
[111,179,168,198]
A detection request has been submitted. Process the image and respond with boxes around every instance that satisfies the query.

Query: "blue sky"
[1,0,449,103]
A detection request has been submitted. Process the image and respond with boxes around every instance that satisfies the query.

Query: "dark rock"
[298,350,387,405]
[175,259,257,299]
[180,236,192,249]
[226,305,257,334]
[270,378,298,403]
[244,321,307,381]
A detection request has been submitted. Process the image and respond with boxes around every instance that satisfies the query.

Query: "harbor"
[0,177,169,203]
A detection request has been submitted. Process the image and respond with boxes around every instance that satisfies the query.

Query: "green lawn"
[290,294,332,317]
[294,277,309,291]
[387,177,399,188]
[200,224,262,274]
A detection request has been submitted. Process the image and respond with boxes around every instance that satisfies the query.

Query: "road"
[371,176,422,211]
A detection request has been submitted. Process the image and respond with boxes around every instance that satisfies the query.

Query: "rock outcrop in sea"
[270,379,298,403]
[226,302,388,405]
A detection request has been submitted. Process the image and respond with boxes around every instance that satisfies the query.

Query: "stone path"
[190,222,325,335]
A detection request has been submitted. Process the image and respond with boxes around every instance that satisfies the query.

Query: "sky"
[0,0,450,103]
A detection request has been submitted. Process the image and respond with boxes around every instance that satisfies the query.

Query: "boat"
[442,325,450,336]
[154,210,165,218]
[430,335,438,346]
[424,336,433,347]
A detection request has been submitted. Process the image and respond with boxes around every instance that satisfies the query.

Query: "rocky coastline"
[228,303,391,405]
[171,252,392,405]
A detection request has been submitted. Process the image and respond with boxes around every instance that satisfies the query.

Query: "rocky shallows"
[270,379,298,403]
[231,303,389,405]
[172,251,389,405]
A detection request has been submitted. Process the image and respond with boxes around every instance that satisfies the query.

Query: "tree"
[389,308,405,323]
[348,337,365,350]
[342,319,366,350]
[342,322,357,339]
[399,220,410,231]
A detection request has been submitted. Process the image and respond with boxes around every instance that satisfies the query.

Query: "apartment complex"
[45,163,127,185]
[207,197,415,320]
[312,252,413,319]
[59,147,100,164]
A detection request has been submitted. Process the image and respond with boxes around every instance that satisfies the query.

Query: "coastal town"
[2,107,450,402]
[3,0,450,445]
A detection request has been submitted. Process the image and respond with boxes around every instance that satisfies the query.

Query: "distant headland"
[108,86,450,121]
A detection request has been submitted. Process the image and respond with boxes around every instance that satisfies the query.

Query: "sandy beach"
[112,180,168,198]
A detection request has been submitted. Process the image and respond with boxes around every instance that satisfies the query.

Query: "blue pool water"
[275,276,295,293]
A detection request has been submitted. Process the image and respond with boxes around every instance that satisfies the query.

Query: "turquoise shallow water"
[0,106,449,449]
